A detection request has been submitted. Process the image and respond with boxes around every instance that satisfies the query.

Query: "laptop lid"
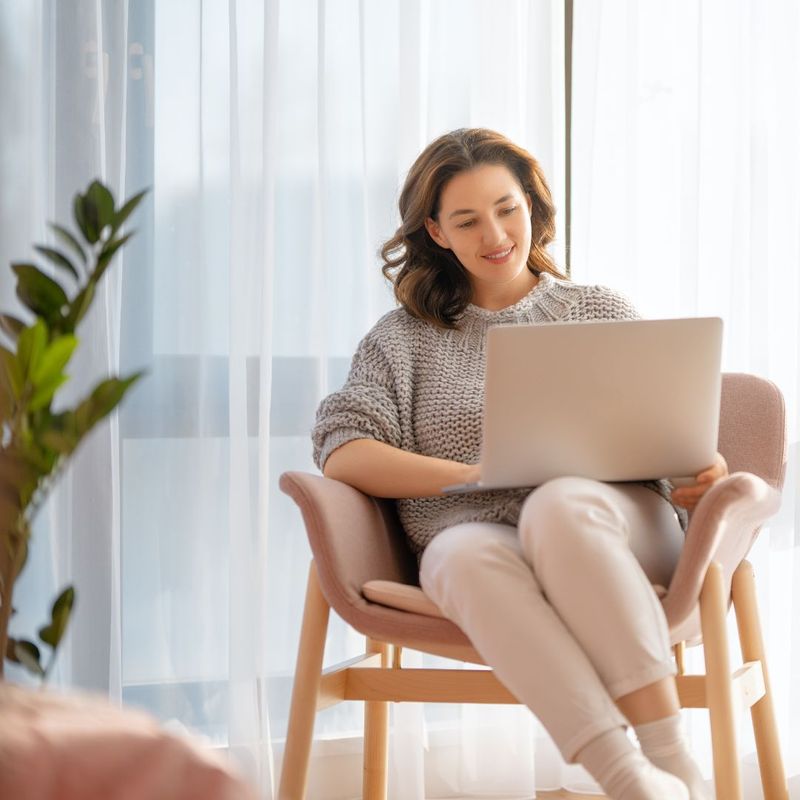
[473,317,723,490]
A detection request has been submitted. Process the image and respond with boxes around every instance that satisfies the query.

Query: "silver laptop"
[443,317,723,493]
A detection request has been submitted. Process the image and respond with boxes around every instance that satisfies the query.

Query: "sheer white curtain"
[572,1,800,796]
[2,1,591,798]
[0,0,277,789]
[15,1,797,798]
[0,0,135,698]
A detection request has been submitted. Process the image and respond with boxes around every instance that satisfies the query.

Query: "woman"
[312,128,724,800]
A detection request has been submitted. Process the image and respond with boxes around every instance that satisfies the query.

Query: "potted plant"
[0,180,145,679]
[0,183,259,800]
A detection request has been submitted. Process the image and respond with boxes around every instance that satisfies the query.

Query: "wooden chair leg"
[700,561,742,800]
[363,638,390,799]
[674,641,686,675]
[731,561,789,800]
[279,562,331,800]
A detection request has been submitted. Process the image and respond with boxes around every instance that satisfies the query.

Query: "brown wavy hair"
[380,128,567,328]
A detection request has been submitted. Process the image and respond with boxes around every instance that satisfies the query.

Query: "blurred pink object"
[0,683,257,800]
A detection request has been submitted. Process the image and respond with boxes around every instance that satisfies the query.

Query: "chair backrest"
[718,373,786,489]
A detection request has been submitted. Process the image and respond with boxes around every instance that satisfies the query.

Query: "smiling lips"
[482,245,515,264]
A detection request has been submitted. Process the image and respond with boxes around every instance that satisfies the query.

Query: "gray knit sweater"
[312,272,687,556]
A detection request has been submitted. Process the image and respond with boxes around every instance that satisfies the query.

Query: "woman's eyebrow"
[448,194,514,219]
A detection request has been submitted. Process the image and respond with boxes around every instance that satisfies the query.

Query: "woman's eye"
[456,207,516,229]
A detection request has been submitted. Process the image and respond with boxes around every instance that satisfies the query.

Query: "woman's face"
[424,163,534,306]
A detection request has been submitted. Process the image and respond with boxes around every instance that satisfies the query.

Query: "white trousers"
[419,477,685,762]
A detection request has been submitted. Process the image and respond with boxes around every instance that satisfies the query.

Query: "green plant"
[0,181,146,680]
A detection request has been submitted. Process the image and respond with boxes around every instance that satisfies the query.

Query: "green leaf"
[29,373,69,412]
[94,232,134,281]
[73,192,97,244]
[48,222,87,265]
[40,428,78,455]
[31,335,78,386]
[34,245,79,281]
[91,371,143,414]
[1,344,24,398]
[110,188,148,236]
[12,263,68,321]
[15,436,54,476]
[10,639,45,677]
[63,281,96,332]
[75,372,143,435]
[82,195,100,244]
[0,314,27,342]
[17,319,47,380]
[38,585,75,649]
[38,410,79,455]
[85,181,116,234]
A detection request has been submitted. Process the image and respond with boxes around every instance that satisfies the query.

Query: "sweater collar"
[462,271,559,322]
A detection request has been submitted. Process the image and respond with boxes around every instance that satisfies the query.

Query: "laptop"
[442,317,723,493]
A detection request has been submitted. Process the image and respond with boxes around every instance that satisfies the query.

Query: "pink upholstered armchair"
[278,372,788,800]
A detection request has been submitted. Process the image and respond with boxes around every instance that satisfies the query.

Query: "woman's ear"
[525,192,533,214]
[425,217,450,250]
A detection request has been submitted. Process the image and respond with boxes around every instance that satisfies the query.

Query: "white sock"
[576,727,689,800]
[635,714,711,800]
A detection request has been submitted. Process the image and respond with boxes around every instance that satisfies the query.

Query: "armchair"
[278,372,788,800]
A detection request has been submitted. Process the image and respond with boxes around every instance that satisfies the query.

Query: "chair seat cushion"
[362,580,446,619]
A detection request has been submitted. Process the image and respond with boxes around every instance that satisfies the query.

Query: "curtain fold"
[2,1,798,798]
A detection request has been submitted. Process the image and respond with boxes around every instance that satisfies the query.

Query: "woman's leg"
[419,522,688,799]
[419,522,628,760]
[617,677,681,725]
[517,478,681,700]
[517,477,709,799]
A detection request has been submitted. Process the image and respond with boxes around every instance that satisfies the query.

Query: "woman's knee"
[518,477,627,558]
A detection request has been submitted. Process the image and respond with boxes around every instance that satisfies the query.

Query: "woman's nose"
[482,217,505,244]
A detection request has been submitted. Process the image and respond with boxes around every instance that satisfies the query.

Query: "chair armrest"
[279,471,418,619]
[661,472,781,638]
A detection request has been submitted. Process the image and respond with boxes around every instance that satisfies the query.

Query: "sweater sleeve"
[578,284,642,322]
[311,330,402,471]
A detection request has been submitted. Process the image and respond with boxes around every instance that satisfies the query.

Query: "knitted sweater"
[312,272,687,557]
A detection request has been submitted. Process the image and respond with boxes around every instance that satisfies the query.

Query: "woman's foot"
[577,727,689,799]
[635,714,712,800]
[614,761,690,799]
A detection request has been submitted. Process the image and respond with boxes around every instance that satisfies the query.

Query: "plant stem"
[0,521,29,681]
[0,543,16,681]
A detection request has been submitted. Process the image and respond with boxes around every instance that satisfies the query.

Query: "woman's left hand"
[670,452,729,511]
